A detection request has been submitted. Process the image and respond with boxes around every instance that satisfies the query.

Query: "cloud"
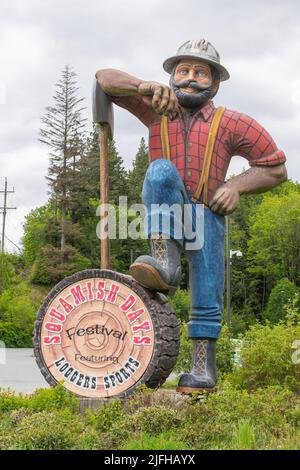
[0,0,299,249]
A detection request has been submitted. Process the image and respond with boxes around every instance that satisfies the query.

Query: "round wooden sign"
[34,269,180,399]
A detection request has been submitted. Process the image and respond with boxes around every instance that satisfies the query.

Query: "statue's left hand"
[209,184,240,216]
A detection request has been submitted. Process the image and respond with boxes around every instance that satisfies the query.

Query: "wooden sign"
[34,269,180,399]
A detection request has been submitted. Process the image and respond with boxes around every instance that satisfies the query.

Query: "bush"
[29,383,79,412]
[0,322,32,348]
[229,305,300,392]
[0,281,46,347]
[121,432,189,450]
[179,382,298,449]
[168,289,190,322]
[0,254,16,293]
[0,390,29,413]
[263,278,299,324]
[1,382,300,450]
[11,409,83,450]
[126,405,183,435]
[85,399,125,432]
[0,383,79,413]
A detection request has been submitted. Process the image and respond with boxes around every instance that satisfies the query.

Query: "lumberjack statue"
[96,39,287,394]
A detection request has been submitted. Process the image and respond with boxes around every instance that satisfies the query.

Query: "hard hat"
[163,39,230,81]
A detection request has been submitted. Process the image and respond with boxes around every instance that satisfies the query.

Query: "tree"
[127,137,149,204]
[0,253,16,293]
[39,65,86,255]
[248,190,300,300]
[263,278,300,324]
[22,204,56,265]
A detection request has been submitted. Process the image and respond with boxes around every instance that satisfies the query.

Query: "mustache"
[170,78,211,92]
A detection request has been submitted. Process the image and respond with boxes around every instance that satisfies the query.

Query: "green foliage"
[121,432,189,450]
[22,205,54,265]
[29,383,79,412]
[126,405,183,435]
[1,379,300,450]
[0,281,45,346]
[85,399,125,432]
[127,137,149,204]
[230,419,256,450]
[0,390,29,413]
[0,383,79,413]
[263,278,300,324]
[0,322,31,348]
[30,244,91,285]
[248,190,300,287]
[216,325,236,374]
[10,409,83,450]
[168,289,190,322]
[0,254,16,293]
[173,322,192,373]
[229,305,300,392]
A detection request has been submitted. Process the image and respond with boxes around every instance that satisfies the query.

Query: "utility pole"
[0,178,16,253]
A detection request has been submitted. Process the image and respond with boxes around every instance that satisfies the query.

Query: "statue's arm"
[209,164,287,215]
[95,69,179,126]
[209,112,287,215]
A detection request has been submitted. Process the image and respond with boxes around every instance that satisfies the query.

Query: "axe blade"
[92,78,114,139]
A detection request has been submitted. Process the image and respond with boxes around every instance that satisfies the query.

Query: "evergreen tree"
[80,126,128,204]
[39,65,86,254]
[127,137,149,204]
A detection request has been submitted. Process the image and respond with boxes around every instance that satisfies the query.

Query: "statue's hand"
[138,82,179,119]
[209,184,240,216]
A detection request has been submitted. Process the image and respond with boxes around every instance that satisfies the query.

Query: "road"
[0,348,49,394]
[0,348,176,395]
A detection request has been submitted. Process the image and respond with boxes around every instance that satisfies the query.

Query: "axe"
[92,79,114,269]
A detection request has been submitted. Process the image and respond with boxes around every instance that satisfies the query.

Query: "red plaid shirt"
[111,95,286,203]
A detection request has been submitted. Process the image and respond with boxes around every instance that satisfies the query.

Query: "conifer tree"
[127,137,149,204]
[39,65,86,254]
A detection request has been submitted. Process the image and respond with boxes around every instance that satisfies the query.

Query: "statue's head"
[163,39,230,109]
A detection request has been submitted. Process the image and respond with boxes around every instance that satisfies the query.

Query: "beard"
[169,76,213,108]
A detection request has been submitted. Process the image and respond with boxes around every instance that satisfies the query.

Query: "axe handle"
[99,123,110,269]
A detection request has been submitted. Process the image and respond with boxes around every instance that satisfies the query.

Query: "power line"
[0,177,16,253]
[5,236,21,253]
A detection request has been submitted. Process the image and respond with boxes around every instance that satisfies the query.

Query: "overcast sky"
[0,0,299,252]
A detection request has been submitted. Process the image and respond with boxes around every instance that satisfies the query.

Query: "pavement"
[0,348,49,394]
[0,348,176,395]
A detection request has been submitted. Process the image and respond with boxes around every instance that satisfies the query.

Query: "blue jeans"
[142,159,225,340]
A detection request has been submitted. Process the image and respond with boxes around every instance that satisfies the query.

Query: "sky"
[0,0,299,252]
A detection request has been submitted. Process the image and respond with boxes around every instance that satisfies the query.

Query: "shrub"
[29,383,79,412]
[121,432,189,450]
[263,278,299,324]
[85,399,125,432]
[11,409,83,450]
[168,289,190,322]
[179,382,298,449]
[0,322,32,348]
[0,254,16,293]
[126,405,183,435]
[0,390,29,413]
[228,306,300,392]
[0,384,79,413]
[0,281,46,347]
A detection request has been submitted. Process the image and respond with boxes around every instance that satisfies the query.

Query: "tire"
[33,269,180,399]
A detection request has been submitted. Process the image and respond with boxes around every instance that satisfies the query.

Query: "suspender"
[160,107,226,206]
[160,115,171,160]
